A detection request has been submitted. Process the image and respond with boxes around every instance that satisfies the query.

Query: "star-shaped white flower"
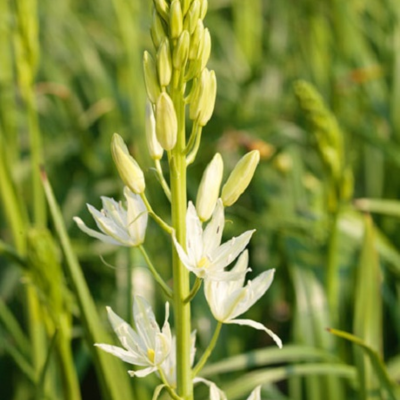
[204,251,282,348]
[173,199,255,280]
[73,186,147,246]
[95,296,171,378]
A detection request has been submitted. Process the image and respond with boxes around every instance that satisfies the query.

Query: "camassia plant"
[74,0,282,398]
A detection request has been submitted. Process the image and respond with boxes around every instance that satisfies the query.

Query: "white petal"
[231,269,275,319]
[193,377,227,400]
[94,343,145,365]
[186,202,204,264]
[73,217,122,245]
[247,386,261,400]
[125,188,148,245]
[172,232,198,274]
[202,199,224,255]
[210,230,255,272]
[128,366,157,378]
[226,318,282,348]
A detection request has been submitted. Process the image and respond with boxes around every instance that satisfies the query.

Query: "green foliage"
[1,0,400,399]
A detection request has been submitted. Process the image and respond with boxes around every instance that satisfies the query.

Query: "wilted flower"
[73,187,148,247]
[95,296,171,378]
[204,251,282,348]
[173,199,255,280]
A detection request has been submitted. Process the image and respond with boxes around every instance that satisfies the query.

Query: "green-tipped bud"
[196,153,224,221]
[143,51,161,104]
[157,39,172,87]
[189,20,204,60]
[155,93,177,150]
[183,0,200,34]
[111,133,145,194]
[221,150,260,206]
[198,70,216,126]
[199,0,208,19]
[189,71,205,120]
[170,0,183,39]
[154,0,169,22]
[151,10,167,48]
[145,103,163,160]
[173,30,190,70]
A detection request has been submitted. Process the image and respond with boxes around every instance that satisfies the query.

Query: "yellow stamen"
[147,348,155,363]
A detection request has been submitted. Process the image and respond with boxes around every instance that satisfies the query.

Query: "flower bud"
[169,0,183,39]
[189,69,207,120]
[181,0,191,15]
[199,28,211,71]
[155,93,178,150]
[197,70,216,126]
[189,20,204,60]
[173,30,190,70]
[183,0,200,34]
[143,51,161,104]
[145,103,163,160]
[157,39,172,87]
[151,10,167,48]
[111,133,145,194]
[221,150,260,207]
[196,153,224,221]
[199,0,208,19]
[154,0,169,22]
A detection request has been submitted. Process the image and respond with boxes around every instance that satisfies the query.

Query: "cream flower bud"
[151,10,167,48]
[199,0,208,19]
[111,133,145,194]
[183,0,200,34]
[169,0,183,39]
[157,39,172,87]
[173,30,190,70]
[145,103,163,160]
[199,28,211,71]
[181,0,191,15]
[154,0,169,22]
[198,70,216,126]
[221,150,260,206]
[143,51,161,104]
[155,92,178,151]
[189,68,207,120]
[189,20,204,60]
[196,153,224,221]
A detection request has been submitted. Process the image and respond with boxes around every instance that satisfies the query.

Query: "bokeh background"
[1,0,400,399]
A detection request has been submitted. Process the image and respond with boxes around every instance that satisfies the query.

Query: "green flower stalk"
[74,1,281,399]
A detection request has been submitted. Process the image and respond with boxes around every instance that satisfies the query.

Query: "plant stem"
[192,322,222,377]
[139,245,173,299]
[170,77,193,399]
[155,159,172,201]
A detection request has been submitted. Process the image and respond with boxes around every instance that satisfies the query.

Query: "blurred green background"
[1,0,400,399]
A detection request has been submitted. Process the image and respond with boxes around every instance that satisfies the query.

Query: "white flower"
[173,199,255,280]
[73,186,148,246]
[204,251,282,348]
[159,331,197,388]
[95,296,171,378]
[195,379,262,400]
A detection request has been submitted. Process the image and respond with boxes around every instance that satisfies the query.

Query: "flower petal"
[128,366,157,378]
[209,230,255,272]
[94,343,145,365]
[246,386,261,400]
[230,269,275,319]
[226,318,282,348]
[194,377,227,400]
[202,199,224,255]
[73,217,121,245]
[186,202,204,264]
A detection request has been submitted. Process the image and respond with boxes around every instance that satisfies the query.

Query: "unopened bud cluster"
[145,0,216,153]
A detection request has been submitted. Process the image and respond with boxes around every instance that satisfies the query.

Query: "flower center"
[197,256,210,270]
[147,348,155,363]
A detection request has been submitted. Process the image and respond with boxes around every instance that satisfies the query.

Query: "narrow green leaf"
[328,328,397,400]
[355,198,400,218]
